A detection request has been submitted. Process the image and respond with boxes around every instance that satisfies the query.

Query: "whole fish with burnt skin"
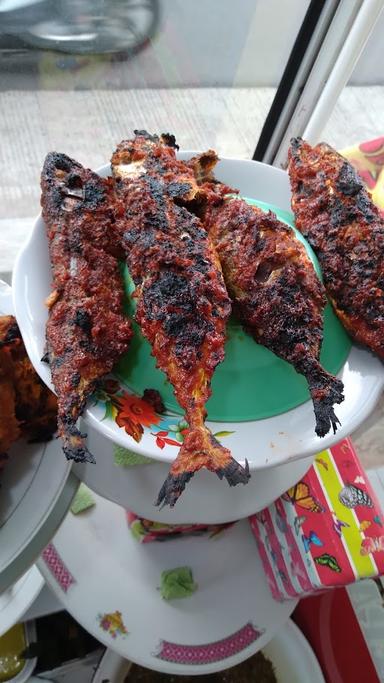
[41,153,132,463]
[111,131,250,507]
[203,194,344,438]
[288,137,384,360]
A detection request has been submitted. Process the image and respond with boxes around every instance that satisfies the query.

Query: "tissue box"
[250,438,384,600]
[126,511,234,543]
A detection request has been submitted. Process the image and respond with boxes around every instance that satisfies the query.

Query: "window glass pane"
[321,12,384,150]
[0,0,309,231]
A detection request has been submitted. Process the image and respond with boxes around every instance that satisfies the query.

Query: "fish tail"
[305,362,344,437]
[156,427,250,508]
[59,418,96,464]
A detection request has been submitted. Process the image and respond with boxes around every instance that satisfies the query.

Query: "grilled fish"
[111,131,250,506]
[0,317,20,457]
[41,153,132,462]
[288,137,384,359]
[204,195,344,437]
[0,315,57,463]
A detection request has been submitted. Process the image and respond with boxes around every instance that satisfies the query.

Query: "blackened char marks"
[288,137,384,360]
[41,152,132,464]
[73,309,92,335]
[336,162,362,196]
[83,180,105,210]
[167,181,192,199]
[145,175,169,231]
[143,271,193,320]
[207,195,343,437]
[133,130,159,143]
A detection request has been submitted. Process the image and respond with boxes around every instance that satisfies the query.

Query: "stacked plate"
[0,281,77,598]
[5,154,384,673]
[12,155,384,523]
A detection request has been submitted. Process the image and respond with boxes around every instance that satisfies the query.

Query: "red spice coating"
[205,195,344,438]
[288,137,384,359]
[41,153,132,462]
[112,132,249,506]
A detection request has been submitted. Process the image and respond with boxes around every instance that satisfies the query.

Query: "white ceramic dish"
[0,282,77,592]
[73,424,314,524]
[263,619,325,683]
[0,438,78,594]
[12,157,384,471]
[37,491,297,676]
[0,566,44,638]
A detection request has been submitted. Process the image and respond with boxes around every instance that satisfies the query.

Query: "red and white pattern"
[41,543,75,593]
[154,622,264,665]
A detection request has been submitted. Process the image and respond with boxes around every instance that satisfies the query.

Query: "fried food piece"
[288,137,384,359]
[0,318,20,457]
[0,315,57,462]
[41,153,132,462]
[112,131,250,506]
[204,196,344,437]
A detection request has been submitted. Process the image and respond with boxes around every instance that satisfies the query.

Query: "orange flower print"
[115,414,144,442]
[115,392,160,427]
[114,391,161,442]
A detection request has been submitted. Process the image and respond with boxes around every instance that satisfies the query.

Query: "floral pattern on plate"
[94,380,234,450]
[154,622,265,665]
[98,610,128,639]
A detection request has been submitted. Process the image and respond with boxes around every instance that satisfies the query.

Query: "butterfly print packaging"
[249,438,384,600]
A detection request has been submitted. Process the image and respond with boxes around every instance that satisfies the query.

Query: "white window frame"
[258,0,384,168]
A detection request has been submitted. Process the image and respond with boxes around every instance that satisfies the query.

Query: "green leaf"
[102,400,115,422]
[213,431,235,438]
[70,484,96,515]
[113,445,155,467]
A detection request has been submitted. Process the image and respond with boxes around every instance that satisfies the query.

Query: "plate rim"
[37,498,298,676]
[0,566,44,639]
[263,619,325,683]
[0,472,78,594]
[0,291,75,593]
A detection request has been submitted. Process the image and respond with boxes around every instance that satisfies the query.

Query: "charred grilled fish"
[41,153,132,462]
[111,131,250,506]
[204,195,344,437]
[0,315,57,462]
[288,137,384,359]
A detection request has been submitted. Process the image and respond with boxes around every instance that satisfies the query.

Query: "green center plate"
[115,198,352,422]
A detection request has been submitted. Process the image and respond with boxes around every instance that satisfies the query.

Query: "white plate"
[0,439,78,593]
[37,491,297,676]
[263,619,325,683]
[0,566,44,638]
[12,157,384,471]
[0,281,77,592]
[73,425,314,524]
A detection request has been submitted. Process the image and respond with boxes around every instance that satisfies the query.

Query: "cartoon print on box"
[339,484,374,509]
[249,438,384,601]
[282,481,323,513]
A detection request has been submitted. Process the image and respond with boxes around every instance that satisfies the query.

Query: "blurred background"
[0,0,383,237]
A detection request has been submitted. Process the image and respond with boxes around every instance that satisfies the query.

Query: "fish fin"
[61,421,96,464]
[156,429,250,507]
[305,363,344,437]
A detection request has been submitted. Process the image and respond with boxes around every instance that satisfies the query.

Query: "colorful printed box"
[250,438,384,601]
